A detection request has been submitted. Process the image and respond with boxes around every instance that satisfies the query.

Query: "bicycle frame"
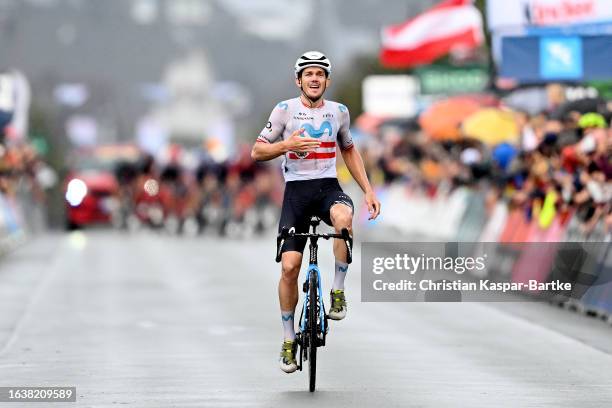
[299,245,326,339]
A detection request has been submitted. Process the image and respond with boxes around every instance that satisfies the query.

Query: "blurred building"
[0,0,437,144]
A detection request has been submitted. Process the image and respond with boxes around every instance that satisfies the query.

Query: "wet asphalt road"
[0,230,611,407]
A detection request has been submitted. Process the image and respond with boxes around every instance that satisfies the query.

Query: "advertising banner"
[414,65,489,95]
[362,75,419,118]
[500,35,612,82]
[487,0,612,31]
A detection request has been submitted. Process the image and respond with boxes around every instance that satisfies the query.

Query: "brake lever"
[341,228,353,264]
[276,227,290,263]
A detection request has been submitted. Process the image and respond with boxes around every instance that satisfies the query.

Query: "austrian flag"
[380,0,484,68]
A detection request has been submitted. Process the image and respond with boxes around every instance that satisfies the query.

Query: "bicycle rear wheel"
[308,271,318,392]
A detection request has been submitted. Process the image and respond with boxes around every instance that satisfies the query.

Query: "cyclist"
[251,51,381,373]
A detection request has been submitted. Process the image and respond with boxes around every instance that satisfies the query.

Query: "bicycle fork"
[299,265,326,335]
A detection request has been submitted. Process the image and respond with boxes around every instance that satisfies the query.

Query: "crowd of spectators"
[0,126,57,236]
[0,138,54,199]
[356,100,611,238]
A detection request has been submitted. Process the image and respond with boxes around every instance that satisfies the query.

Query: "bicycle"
[276,217,353,392]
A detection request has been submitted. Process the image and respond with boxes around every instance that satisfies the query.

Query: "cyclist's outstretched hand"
[365,190,381,220]
[284,128,321,153]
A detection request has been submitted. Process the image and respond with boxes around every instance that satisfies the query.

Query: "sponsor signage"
[539,36,583,79]
[487,0,612,31]
[362,75,419,118]
[415,65,489,95]
[501,35,612,82]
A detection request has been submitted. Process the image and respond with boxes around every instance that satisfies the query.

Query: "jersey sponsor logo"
[294,112,314,120]
[301,121,332,139]
[323,113,334,119]
[277,102,289,110]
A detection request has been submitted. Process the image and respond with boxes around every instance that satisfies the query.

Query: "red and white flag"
[380,0,484,68]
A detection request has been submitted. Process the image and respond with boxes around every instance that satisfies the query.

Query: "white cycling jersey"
[256,97,354,182]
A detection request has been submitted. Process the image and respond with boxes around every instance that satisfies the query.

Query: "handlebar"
[276,227,353,264]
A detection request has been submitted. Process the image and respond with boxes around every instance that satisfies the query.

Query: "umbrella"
[419,97,482,141]
[462,108,519,145]
[502,87,548,115]
[551,97,607,120]
[492,142,518,171]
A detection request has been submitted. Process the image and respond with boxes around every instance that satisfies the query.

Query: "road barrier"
[368,183,612,323]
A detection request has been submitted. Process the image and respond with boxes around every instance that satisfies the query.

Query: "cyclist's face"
[297,67,329,100]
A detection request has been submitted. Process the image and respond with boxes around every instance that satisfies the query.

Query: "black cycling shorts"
[279,178,354,254]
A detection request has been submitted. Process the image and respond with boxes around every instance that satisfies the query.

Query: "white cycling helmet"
[294,51,331,78]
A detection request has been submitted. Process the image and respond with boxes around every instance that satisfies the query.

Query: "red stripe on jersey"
[318,141,336,148]
[256,137,270,144]
[288,151,336,160]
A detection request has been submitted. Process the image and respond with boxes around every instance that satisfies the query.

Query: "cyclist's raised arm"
[251,103,288,162]
[251,138,288,162]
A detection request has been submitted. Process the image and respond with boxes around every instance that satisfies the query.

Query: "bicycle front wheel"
[308,271,318,392]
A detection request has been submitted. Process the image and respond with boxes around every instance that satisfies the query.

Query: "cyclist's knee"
[330,204,353,231]
[281,255,301,282]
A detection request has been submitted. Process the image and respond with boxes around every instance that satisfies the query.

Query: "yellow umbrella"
[461,108,519,145]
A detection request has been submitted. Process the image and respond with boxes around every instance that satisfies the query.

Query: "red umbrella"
[419,97,482,141]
